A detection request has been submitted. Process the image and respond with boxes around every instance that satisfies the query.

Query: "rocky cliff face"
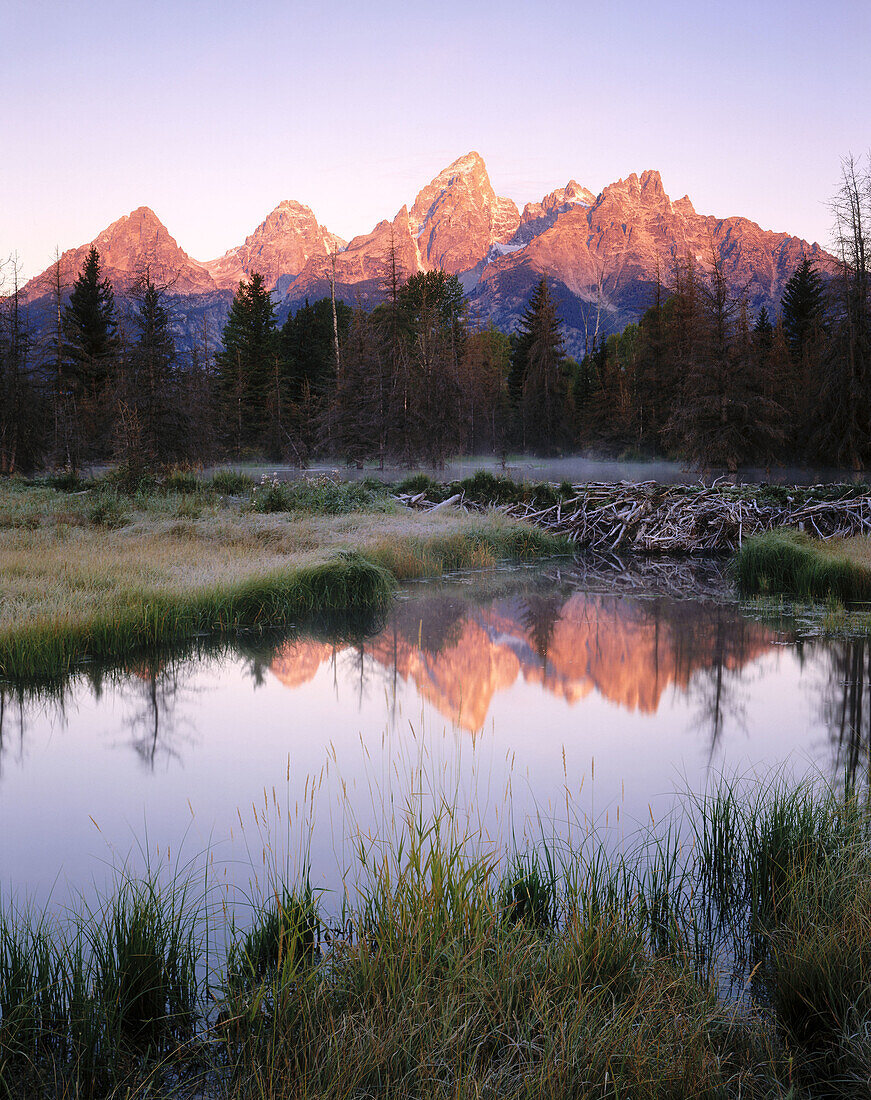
[408,151,520,273]
[204,200,346,293]
[284,157,831,357]
[21,206,232,351]
[22,154,834,358]
[283,151,521,306]
[25,206,217,299]
[280,205,423,310]
[515,179,596,245]
[472,169,833,355]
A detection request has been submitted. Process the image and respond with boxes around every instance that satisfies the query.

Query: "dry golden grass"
[0,482,565,677]
[820,534,871,566]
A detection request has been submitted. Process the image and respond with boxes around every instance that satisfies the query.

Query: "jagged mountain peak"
[22,205,217,299]
[97,205,172,244]
[436,149,488,178]
[112,205,163,227]
[205,197,345,292]
[22,154,834,366]
[407,151,520,274]
[599,169,669,205]
[515,179,596,246]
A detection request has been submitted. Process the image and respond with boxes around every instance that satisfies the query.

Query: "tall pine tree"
[781,257,825,360]
[61,246,118,465]
[216,273,280,456]
[117,276,184,473]
[510,279,574,453]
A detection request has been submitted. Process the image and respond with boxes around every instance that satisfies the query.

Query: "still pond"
[1,558,865,914]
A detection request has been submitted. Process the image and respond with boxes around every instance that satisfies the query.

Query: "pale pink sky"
[3,0,868,282]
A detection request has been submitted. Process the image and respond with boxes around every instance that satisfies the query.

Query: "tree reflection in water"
[115,656,197,770]
[1,561,856,779]
[820,638,871,787]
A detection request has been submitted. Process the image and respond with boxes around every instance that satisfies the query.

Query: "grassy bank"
[4,774,871,1098]
[734,529,871,601]
[0,477,567,683]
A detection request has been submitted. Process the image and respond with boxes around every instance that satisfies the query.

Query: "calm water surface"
[1,559,866,913]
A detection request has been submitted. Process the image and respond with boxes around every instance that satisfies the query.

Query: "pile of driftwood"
[396,482,871,553]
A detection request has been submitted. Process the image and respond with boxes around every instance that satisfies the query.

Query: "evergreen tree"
[0,258,45,473]
[183,334,219,466]
[61,246,118,464]
[280,297,351,406]
[395,270,468,466]
[511,279,574,453]
[281,297,351,459]
[117,276,184,472]
[461,326,511,456]
[753,306,774,361]
[665,254,784,469]
[215,273,280,456]
[633,270,672,451]
[326,309,384,466]
[781,257,825,360]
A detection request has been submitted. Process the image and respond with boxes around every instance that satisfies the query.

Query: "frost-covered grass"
[0,480,567,682]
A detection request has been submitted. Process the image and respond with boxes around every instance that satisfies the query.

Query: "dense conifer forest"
[2,159,870,476]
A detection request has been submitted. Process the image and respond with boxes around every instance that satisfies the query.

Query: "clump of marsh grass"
[0,871,206,1099]
[8,773,871,1096]
[734,529,871,601]
[370,523,567,580]
[47,469,94,493]
[218,794,789,1099]
[499,848,558,929]
[84,876,200,1053]
[211,468,255,495]
[160,467,202,496]
[250,473,394,515]
[0,551,396,683]
[88,492,129,529]
[226,883,321,991]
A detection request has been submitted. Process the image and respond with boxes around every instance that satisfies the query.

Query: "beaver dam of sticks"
[396,480,871,553]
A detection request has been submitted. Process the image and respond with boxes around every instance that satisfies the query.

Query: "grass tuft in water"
[499,848,558,929]
[734,528,871,601]
[0,872,206,1099]
[0,552,396,683]
[227,884,321,991]
[12,769,871,1093]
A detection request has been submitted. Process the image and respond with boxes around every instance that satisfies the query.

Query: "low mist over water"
[229,455,871,489]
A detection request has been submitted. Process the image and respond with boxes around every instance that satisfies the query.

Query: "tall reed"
[5,773,871,1096]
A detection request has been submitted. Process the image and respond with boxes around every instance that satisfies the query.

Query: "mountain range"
[22,152,833,358]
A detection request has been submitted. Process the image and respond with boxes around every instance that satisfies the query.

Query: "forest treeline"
[2,157,870,475]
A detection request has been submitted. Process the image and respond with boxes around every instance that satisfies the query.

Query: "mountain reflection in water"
[1,562,870,789]
[270,582,771,732]
[5,559,871,910]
